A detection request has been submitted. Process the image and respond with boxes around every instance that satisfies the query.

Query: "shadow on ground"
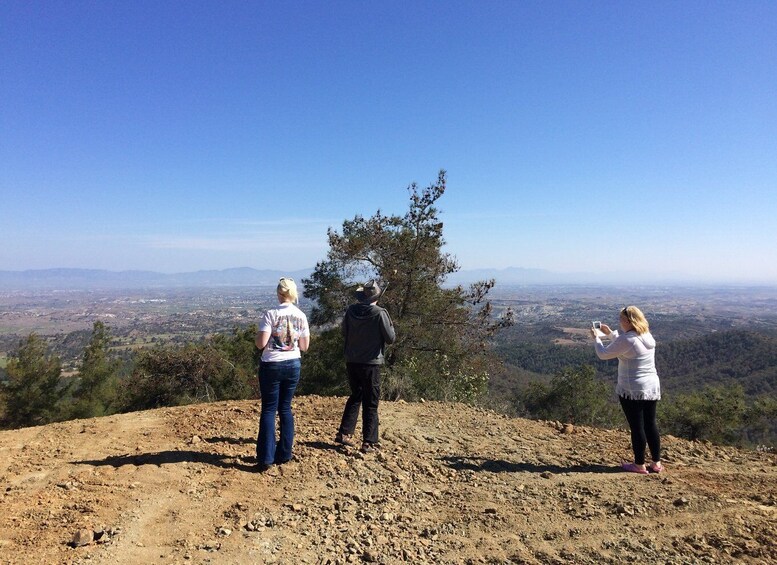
[441,455,619,474]
[73,450,258,472]
[202,435,255,446]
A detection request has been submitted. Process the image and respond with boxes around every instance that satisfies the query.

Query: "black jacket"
[342,303,396,364]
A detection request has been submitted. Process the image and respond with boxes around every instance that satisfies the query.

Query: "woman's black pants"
[619,396,661,465]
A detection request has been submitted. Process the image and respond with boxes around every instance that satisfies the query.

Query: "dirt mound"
[0,397,774,564]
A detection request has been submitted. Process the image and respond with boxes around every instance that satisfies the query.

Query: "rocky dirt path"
[0,396,775,564]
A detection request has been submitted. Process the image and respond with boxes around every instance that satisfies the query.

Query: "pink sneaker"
[648,462,663,473]
[622,462,649,475]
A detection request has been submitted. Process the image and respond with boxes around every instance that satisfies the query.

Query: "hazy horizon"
[2,3,776,284]
[2,264,776,288]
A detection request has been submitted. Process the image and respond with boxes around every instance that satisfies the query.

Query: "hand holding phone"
[592,321,605,337]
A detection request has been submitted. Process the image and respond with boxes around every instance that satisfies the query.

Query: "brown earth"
[0,396,775,564]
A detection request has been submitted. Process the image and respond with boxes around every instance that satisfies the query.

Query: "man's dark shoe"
[360,442,376,454]
[335,432,354,446]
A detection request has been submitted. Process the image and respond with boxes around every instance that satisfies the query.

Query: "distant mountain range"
[0,266,701,290]
[0,268,314,289]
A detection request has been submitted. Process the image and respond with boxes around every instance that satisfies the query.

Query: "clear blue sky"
[2,1,776,283]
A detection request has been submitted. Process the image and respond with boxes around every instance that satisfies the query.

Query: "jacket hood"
[348,303,384,320]
[639,332,656,349]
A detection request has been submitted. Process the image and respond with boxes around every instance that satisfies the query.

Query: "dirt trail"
[0,396,774,564]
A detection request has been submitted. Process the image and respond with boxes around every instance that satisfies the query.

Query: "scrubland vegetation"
[2,320,775,449]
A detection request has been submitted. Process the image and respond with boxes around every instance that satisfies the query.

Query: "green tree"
[302,170,513,401]
[70,321,121,419]
[659,384,747,444]
[519,365,620,427]
[1,333,68,428]
[208,325,260,399]
[298,327,349,397]
[744,394,777,448]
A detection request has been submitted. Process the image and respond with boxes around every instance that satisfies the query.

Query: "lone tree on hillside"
[70,321,121,419]
[1,334,68,428]
[303,170,513,402]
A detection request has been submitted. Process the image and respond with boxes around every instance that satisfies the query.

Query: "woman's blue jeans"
[257,358,301,466]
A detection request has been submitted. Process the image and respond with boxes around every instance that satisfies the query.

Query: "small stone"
[616,505,634,516]
[71,529,93,547]
[201,540,220,551]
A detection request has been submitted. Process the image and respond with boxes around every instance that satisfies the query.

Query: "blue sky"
[2,1,776,283]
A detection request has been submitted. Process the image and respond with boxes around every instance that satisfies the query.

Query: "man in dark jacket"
[335,280,396,453]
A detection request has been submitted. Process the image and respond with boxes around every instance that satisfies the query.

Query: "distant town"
[2,283,776,376]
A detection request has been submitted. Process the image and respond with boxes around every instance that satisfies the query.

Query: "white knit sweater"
[594,330,661,401]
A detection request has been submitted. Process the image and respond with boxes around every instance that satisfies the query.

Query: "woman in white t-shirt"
[254,278,310,472]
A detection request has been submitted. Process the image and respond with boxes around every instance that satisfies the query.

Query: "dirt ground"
[0,396,774,564]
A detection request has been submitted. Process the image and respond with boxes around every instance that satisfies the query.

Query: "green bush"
[518,364,620,427]
[660,384,747,445]
[298,327,349,397]
[744,395,777,448]
[208,325,261,399]
[120,341,253,412]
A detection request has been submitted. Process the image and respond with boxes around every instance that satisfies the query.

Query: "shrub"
[660,384,747,444]
[519,365,620,427]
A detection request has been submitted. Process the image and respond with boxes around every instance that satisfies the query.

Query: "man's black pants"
[338,362,381,444]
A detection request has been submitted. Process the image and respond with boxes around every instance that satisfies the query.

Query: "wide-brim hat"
[355,280,383,303]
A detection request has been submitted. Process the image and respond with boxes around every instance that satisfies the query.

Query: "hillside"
[493,329,777,400]
[0,397,774,564]
[658,330,777,396]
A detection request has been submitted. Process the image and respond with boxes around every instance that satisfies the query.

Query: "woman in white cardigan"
[594,306,663,474]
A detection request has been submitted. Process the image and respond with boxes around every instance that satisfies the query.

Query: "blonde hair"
[277,277,298,303]
[622,305,649,334]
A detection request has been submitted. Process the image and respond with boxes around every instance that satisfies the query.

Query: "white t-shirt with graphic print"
[259,303,310,363]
